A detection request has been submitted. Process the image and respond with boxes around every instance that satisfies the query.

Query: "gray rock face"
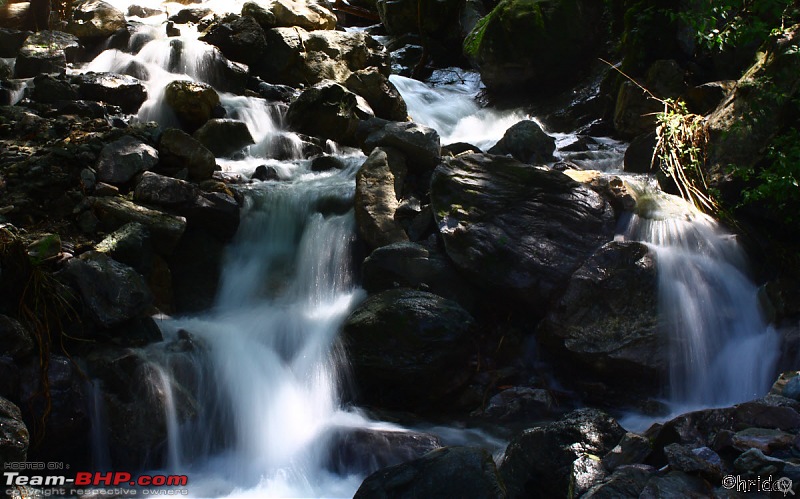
[354,147,408,249]
[76,72,148,113]
[65,0,126,42]
[134,171,199,208]
[361,120,440,171]
[538,241,663,390]
[342,288,477,409]
[0,396,28,464]
[499,408,625,498]
[287,81,374,146]
[14,31,81,78]
[0,315,34,359]
[361,241,476,310]
[94,222,153,274]
[345,69,408,122]
[96,135,158,184]
[354,446,506,499]
[430,153,616,314]
[488,120,556,164]
[158,128,217,181]
[91,196,187,254]
[326,427,442,476]
[31,74,79,104]
[192,119,254,157]
[63,251,153,328]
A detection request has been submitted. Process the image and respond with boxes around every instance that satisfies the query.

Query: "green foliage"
[672,0,799,52]
[732,128,800,223]
[463,7,495,57]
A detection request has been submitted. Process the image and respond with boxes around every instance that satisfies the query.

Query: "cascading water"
[619,183,780,409]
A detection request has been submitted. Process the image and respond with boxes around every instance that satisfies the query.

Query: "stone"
[624,132,657,174]
[133,171,199,208]
[76,72,148,113]
[192,119,254,157]
[354,447,505,499]
[0,396,28,464]
[199,15,268,70]
[269,0,337,31]
[90,196,187,254]
[65,0,127,43]
[94,222,153,274]
[0,28,31,57]
[31,74,79,104]
[487,120,556,164]
[354,147,408,249]
[430,153,615,314]
[345,68,408,122]
[361,241,476,310]
[361,119,440,171]
[664,444,725,481]
[14,30,81,78]
[571,454,608,497]
[479,387,554,423]
[602,432,653,472]
[538,241,662,391]
[287,80,374,146]
[499,408,626,498]
[583,464,654,498]
[639,471,713,498]
[169,8,212,25]
[0,315,34,359]
[178,191,240,241]
[96,135,158,185]
[158,128,217,181]
[63,251,153,328]
[168,228,225,313]
[326,427,442,476]
[731,427,797,453]
[164,80,220,132]
[342,289,477,409]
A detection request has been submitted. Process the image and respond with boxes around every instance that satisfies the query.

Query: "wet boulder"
[361,241,476,310]
[75,72,148,113]
[354,447,505,499]
[168,7,213,25]
[342,289,477,409]
[133,171,200,208]
[583,464,655,498]
[164,80,220,132]
[31,74,79,103]
[94,222,154,275]
[361,119,440,171]
[199,15,268,70]
[0,315,34,359]
[178,191,241,241]
[463,0,604,93]
[287,80,374,146]
[90,196,187,254]
[430,153,615,314]
[0,396,28,464]
[267,0,337,31]
[96,135,158,185]
[158,128,217,181]
[260,27,389,86]
[487,119,556,164]
[14,30,81,78]
[354,147,409,249]
[499,408,626,498]
[192,119,254,157]
[65,0,126,43]
[538,241,663,392]
[241,2,277,30]
[63,251,152,328]
[345,68,408,122]
[326,427,442,476]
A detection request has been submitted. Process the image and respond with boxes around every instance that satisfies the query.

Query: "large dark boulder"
[133,171,199,208]
[0,28,30,57]
[326,427,442,476]
[163,80,220,133]
[96,135,158,185]
[199,14,268,70]
[0,315,34,359]
[342,288,477,409]
[463,0,604,93]
[538,241,663,392]
[354,446,506,499]
[361,119,441,171]
[499,408,626,498]
[362,241,476,310]
[430,153,615,314]
[0,396,28,464]
[287,80,374,146]
[76,72,148,114]
[192,119,254,157]
[345,68,409,122]
[63,251,153,328]
[158,128,217,181]
[90,196,187,254]
[487,120,556,164]
[14,31,81,78]
[65,0,126,44]
[354,146,409,249]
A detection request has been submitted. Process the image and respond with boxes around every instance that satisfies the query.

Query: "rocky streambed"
[0,0,799,498]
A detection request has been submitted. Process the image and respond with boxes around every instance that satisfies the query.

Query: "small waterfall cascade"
[620,180,780,408]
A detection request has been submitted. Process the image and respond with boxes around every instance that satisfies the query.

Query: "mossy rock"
[463,0,603,93]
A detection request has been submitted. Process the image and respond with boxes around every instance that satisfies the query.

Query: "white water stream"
[73,1,780,495]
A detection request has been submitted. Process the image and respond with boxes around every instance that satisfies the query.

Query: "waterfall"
[620,183,780,408]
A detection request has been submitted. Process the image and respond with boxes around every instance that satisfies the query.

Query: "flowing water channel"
[69,2,781,496]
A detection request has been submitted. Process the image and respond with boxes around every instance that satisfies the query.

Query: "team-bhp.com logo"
[4,471,189,496]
